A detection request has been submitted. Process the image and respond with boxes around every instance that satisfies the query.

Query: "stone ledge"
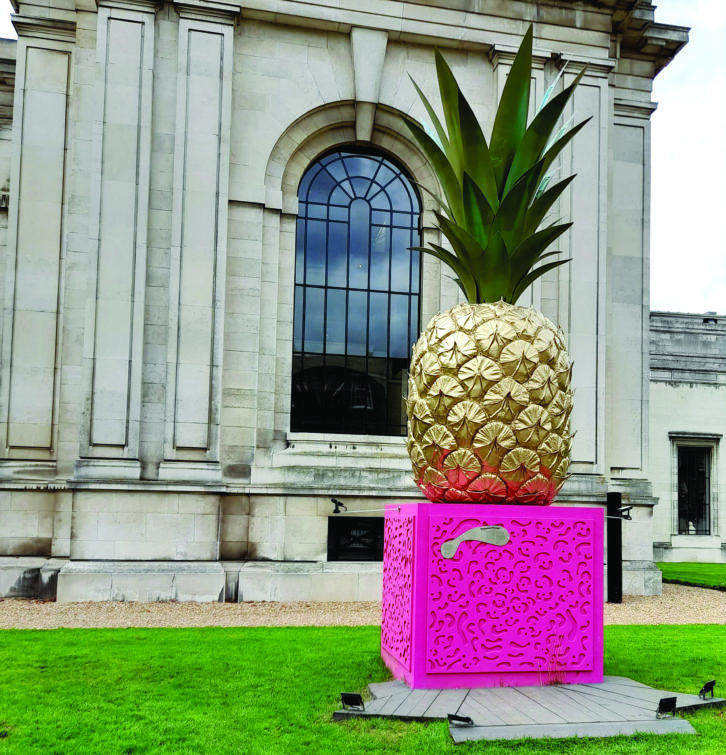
[0,557,67,599]
[227,560,382,602]
[56,561,225,603]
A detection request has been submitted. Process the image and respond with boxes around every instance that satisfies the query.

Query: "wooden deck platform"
[333,676,725,743]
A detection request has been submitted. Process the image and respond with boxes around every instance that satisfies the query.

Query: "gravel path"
[0,584,723,629]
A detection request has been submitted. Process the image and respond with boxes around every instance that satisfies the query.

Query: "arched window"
[291,149,422,436]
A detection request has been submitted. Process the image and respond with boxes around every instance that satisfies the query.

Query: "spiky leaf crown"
[404,26,590,304]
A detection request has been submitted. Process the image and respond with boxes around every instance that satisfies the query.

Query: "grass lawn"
[0,624,724,754]
[658,562,726,591]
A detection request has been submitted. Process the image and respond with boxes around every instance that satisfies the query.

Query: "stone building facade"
[650,311,726,564]
[0,0,686,600]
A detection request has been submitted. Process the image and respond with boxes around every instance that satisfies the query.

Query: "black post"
[606,492,623,604]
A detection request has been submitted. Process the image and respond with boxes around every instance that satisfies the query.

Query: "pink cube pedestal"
[381,502,604,689]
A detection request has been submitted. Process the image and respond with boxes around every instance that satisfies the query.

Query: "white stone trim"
[79,1,156,464]
[163,15,233,472]
[669,434,720,538]
[0,36,73,460]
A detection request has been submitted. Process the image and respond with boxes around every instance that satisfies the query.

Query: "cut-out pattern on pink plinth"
[426,515,595,676]
[381,515,415,671]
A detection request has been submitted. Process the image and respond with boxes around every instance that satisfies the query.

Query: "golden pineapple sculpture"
[403,26,589,505]
[407,301,572,504]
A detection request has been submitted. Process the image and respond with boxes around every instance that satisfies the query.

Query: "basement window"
[670,433,721,537]
[327,516,384,561]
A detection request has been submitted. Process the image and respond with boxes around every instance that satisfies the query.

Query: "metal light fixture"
[331,498,347,514]
[699,680,716,700]
[656,696,677,718]
[448,713,474,727]
[340,692,364,711]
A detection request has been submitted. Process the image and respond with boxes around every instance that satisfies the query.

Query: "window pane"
[369,292,388,358]
[678,446,711,535]
[307,203,326,220]
[295,219,305,284]
[304,286,324,353]
[349,199,370,289]
[391,227,412,292]
[342,154,375,179]
[324,157,348,182]
[390,294,410,359]
[308,169,337,203]
[326,289,346,354]
[330,187,351,206]
[327,222,348,288]
[294,285,303,351]
[409,295,420,346]
[305,220,326,285]
[370,225,390,290]
[411,246,420,294]
[385,177,413,212]
[370,190,391,210]
[347,290,367,356]
[351,177,370,198]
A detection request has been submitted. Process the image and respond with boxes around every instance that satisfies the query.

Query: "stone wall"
[650,312,726,563]
[0,0,688,599]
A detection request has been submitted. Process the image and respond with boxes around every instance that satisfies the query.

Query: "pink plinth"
[381,502,604,689]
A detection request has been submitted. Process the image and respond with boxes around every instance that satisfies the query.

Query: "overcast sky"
[0,1,722,315]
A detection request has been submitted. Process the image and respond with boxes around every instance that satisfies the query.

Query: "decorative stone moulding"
[381,502,604,689]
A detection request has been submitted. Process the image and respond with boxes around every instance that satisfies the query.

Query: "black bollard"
[606,492,623,604]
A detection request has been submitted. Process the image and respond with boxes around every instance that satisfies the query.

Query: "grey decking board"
[457,694,509,727]
[604,675,652,688]
[422,688,469,720]
[468,687,543,726]
[569,684,661,713]
[515,684,603,724]
[371,691,412,715]
[393,689,440,718]
[333,675,712,742]
[555,685,647,722]
[507,687,572,725]
[368,680,408,700]
[450,718,696,743]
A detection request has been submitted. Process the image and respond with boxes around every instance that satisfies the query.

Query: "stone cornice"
[97,0,162,14]
[615,3,688,76]
[613,97,657,119]
[12,14,76,42]
[173,0,241,23]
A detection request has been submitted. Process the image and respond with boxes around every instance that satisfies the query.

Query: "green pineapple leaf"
[508,223,572,295]
[523,174,576,239]
[403,24,587,304]
[538,116,592,184]
[489,25,533,195]
[411,244,477,302]
[402,115,464,223]
[475,232,511,303]
[511,258,570,303]
[462,173,495,249]
[458,90,498,210]
[504,68,586,194]
[492,158,545,253]
[408,76,450,156]
[435,50,464,180]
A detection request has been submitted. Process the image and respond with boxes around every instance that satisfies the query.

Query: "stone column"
[0,10,75,475]
[76,0,157,480]
[160,0,236,482]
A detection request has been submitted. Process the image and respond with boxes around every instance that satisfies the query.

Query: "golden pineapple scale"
[407,299,573,504]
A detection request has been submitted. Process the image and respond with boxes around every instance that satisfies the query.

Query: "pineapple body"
[407,301,572,504]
